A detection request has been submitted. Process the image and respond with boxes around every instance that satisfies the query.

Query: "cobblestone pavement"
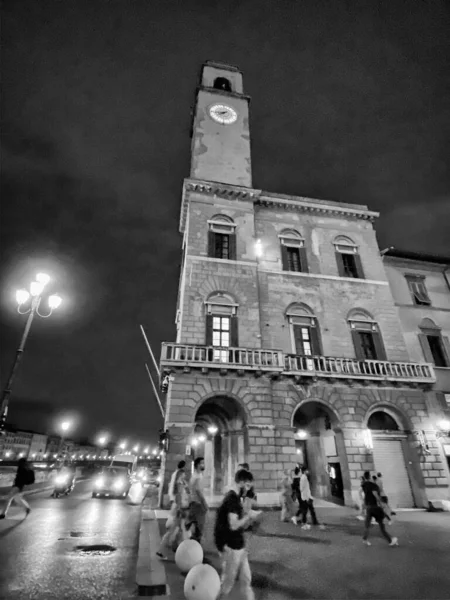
[158,506,450,599]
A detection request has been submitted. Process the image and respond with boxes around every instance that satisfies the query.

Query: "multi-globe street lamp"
[58,420,72,461]
[0,273,62,432]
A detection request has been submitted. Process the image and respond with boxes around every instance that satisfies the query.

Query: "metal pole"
[0,297,39,431]
[140,325,160,377]
[145,363,165,419]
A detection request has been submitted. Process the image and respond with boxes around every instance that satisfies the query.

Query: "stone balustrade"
[161,343,436,384]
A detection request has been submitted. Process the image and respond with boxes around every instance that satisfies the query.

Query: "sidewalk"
[155,504,450,600]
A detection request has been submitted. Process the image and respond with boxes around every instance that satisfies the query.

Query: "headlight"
[55,475,68,485]
[113,478,126,490]
[95,477,105,488]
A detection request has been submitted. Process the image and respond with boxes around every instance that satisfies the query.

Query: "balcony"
[160,343,284,371]
[160,343,436,385]
[285,354,436,384]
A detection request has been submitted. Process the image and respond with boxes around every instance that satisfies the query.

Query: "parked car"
[92,467,131,498]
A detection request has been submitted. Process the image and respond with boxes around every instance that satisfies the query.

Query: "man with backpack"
[0,458,35,519]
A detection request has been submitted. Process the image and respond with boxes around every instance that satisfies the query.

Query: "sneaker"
[0,514,5,520]
[356,515,365,521]
[389,537,399,547]
[156,552,168,560]
[363,540,371,546]
[25,508,31,516]
[291,516,298,525]
[301,524,311,531]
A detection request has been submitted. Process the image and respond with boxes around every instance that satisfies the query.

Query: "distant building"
[384,250,450,479]
[27,432,48,461]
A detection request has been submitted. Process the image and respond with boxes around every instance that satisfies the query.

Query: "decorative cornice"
[180,179,260,232]
[179,178,379,232]
[256,196,379,222]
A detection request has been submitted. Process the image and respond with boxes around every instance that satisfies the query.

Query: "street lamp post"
[0,273,62,432]
[58,420,72,463]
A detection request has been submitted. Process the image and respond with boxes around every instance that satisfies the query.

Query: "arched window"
[286,303,322,356]
[207,215,237,261]
[347,309,386,361]
[368,411,400,431]
[279,229,308,273]
[333,235,364,279]
[205,293,239,360]
[418,318,449,368]
[213,77,232,92]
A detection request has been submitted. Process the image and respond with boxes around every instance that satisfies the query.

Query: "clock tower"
[190,61,252,188]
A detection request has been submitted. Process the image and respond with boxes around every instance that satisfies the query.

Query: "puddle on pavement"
[74,544,116,555]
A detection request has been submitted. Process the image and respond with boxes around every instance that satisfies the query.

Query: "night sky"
[1,0,449,445]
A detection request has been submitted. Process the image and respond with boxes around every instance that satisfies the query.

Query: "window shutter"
[205,314,213,345]
[371,331,387,361]
[281,244,289,271]
[230,315,239,347]
[298,247,308,273]
[351,330,365,361]
[293,325,303,354]
[418,333,434,363]
[309,324,322,356]
[208,231,216,258]
[335,252,346,277]
[441,336,450,367]
[353,253,365,279]
[228,233,237,260]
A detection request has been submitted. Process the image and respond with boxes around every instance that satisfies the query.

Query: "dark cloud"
[1,0,449,442]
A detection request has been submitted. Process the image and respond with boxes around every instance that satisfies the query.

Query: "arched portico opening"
[292,400,350,505]
[193,396,247,498]
[366,407,416,508]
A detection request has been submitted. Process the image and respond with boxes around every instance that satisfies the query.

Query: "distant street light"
[119,441,127,451]
[0,273,62,432]
[133,445,139,453]
[152,448,157,456]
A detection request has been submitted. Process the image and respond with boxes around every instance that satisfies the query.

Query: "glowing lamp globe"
[184,564,220,600]
[175,539,203,574]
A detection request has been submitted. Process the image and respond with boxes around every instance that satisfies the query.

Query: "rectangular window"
[426,334,448,367]
[281,242,308,273]
[406,276,431,306]
[357,331,377,360]
[335,249,364,279]
[292,322,321,357]
[208,231,236,260]
[212,316,230,362]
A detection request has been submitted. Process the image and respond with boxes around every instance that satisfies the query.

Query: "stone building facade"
[159,61,449,508]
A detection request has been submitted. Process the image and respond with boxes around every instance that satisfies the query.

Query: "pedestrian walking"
[376,472,396,518]
[157,460,190,559]
[238,463,257,512]
[299,467,320,529]
[0,458,34,520]
[187,456,208,544]
[280,469,297,524]
[291,463,301,504]
[356,476,366,521]
[361,471,398,547]
[214,468,261,600]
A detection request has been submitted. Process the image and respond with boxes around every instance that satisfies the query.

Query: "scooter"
[52,473,75,498]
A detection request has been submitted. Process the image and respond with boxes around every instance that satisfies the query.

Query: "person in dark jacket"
[0,458,32,519]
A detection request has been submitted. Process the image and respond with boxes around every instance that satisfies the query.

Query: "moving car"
[92,466,131,498]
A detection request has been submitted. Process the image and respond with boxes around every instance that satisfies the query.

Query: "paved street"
[0,480,142,600]
[158,505,450,600]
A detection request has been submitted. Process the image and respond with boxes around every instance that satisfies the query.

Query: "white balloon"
[175,539,204,573]
[184,563,221,600]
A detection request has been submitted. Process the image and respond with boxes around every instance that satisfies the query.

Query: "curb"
[136,497,170,597]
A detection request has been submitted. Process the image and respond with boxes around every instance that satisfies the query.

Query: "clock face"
[209,104,238,125]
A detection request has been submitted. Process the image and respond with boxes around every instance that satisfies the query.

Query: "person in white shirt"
[299,467,319,530]
[187,456,208,543]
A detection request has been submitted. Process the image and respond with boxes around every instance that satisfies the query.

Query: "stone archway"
[193,395,247,498]
[292,400,351,505]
